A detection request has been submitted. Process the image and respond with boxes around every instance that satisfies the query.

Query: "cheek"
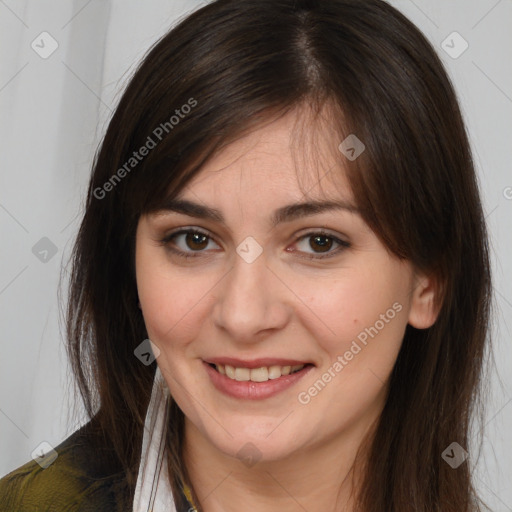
[290,265,408,368]
[136,248,216,346]
[292,272,408,419]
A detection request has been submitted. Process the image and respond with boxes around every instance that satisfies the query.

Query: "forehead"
[179,107,353,204]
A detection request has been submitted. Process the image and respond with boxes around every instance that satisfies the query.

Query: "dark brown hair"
[64,0,492,510]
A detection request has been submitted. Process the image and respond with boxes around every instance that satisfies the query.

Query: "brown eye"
[309,234,333,253]
[292,231,350,260]
[185,232,209,251]
[160,228,220,259]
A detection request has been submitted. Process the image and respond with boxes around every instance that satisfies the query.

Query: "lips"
[204,357,313,369]
[203,360,314,400]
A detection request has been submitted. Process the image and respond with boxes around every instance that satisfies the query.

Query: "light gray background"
[1,0,511,509]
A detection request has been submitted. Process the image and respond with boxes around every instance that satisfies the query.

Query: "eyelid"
[158,226,350,260]
[159,226,221,252]
[290,229,350,260]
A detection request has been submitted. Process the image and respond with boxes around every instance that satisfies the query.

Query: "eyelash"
[158,228,350,261]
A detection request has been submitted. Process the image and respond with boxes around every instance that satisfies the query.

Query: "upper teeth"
[215,364,306,382]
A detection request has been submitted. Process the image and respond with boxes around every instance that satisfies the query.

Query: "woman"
[0,0,492,510]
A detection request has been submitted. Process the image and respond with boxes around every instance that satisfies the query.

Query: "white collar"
[133,365,178,512]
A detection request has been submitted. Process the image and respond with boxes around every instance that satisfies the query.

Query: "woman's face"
[135,109,436,464]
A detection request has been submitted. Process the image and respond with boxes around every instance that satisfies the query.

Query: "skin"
[135,108,439,512]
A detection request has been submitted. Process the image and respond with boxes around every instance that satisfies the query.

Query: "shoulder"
[0,416,133,512]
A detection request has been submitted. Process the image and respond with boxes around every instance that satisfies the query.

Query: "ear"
[408,270,442,329]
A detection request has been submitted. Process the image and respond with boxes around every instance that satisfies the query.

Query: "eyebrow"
[151,198,360,227]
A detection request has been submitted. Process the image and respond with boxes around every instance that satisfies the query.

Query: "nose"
[212,248,290,344]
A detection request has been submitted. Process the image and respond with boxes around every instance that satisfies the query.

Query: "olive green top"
[0,417,193,511]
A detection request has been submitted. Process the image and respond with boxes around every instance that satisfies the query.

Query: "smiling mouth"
[208,362,314,382]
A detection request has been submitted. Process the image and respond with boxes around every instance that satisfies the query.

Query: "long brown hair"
[64,1,492,510]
